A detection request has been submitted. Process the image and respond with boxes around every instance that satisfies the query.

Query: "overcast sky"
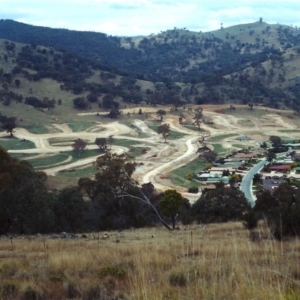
[1,0,299,36]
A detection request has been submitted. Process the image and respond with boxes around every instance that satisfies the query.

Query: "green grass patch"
[208,133,237,142]
[57,166,97,180]
[29,154,69,168]
[232,144,248,149]
[113,139,141,148]
[169,173,200,189]
[278,129,300,133]
[182,125,205,132]
[65,149,103,162]
[170,158,206,188]
[22,124,49,134]
[0,137,35,150]
[148,124,185,140]
[224,107,270,118]
[67,122,93,132]
[212,144,227,154]
[9,153,36,160]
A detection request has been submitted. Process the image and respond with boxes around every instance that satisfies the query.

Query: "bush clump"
[168,271,187,287]
[98,265,126,279]
[187,186,199,193]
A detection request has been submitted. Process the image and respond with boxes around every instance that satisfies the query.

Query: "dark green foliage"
[192,183,250,223]
[0,113,17,136]
[0,147,54,234]
[243,208,259,230]
[254,183,300,240]
[95,137,107,151]
[87,93,98,103]
[169,272,187,287]
[159,190,184,229]
[157,123,170,142]
[53,187,88,232]
[72,138,87,152]
[73,97,88,109]
[98,265,126,279]
[25,96,55,108]
[188,186,199,193]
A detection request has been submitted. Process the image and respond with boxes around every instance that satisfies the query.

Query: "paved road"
[240,159,267,206]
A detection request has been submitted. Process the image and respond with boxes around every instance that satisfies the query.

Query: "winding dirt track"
[1,105,299,201]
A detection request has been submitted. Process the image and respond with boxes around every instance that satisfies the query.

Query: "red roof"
[269,164,291,171]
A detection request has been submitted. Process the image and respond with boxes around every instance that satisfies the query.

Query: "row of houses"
[196,150,261,185]
[261,152,300,192]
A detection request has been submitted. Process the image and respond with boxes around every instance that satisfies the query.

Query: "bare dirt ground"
[2,104,300,201]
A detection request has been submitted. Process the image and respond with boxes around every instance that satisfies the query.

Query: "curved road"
[240,159,267,206]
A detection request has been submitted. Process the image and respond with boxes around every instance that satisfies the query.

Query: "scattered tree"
[156,109,166,121]
[14,79,21,87]
[157,123,170,142]
[0,115,17,137]
[269,135,281,147]
[72,138,87,152]
[95,137,107,151]
[159,189,184,229]
[193,113,203,130]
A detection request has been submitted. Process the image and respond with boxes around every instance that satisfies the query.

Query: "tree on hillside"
[248,103,254,110]
[157,123,170,142]
[95,137,107,151]
[193,113,203,130]
[0,115,17,137]
[72,138,87,152]
[196,132,211,154]
[102,94,114,109]
[87,93,99,103]
[14,79,21,87]
[269,135,281,147]
[267,149,276,162]
[108,108,120,119]
[73,97,88,110]
[159,189,184,229]
[172,96,182,111]
[156,109,166,121]
[202,151,218,163]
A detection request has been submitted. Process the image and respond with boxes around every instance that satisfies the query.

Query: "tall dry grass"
[0,222,299,299]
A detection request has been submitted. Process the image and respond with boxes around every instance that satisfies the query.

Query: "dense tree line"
[1,146,299,239]
[0,148,249,234]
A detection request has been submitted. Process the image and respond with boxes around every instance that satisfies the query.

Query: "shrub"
[168,271,187,287]
[188,186,199,193]
[0,281,17,298]
[186,173,193,180]
[22,285,43,300]
[243,209,259,230]
[98,265,126,279]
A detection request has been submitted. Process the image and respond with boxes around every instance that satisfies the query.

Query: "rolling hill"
[1,19,300,125]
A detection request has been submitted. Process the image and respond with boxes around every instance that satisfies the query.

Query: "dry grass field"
[0,222,300,300]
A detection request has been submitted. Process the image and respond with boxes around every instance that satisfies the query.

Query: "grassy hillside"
[0,222,299,299]
[1,20,300,127]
